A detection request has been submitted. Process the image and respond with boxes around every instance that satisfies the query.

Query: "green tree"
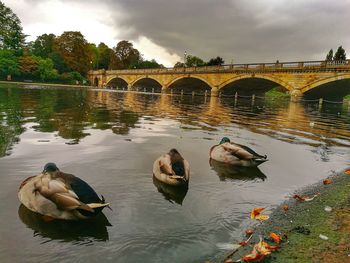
[0,49,19,79]
[0,1,25,51]
[185,55,205,67]
[174,61,185,68]
[32,33,56,58]
[37,58,58,81]
[88,43,99,70]
[134,59,163,69]
[206,56,225,66]
[325,49,333,61]
[53,31,92,75]
[109,40,141,69]
[333,46,346,61]
[97,42,113,70]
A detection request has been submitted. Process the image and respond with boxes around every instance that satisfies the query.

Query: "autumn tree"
[53,31,92,75]
[207,56,224,66]
[18,54,39,79]
[333,46,346,61]
[325,49,333,61]
[0,1,25,51]
[109,40,141,69]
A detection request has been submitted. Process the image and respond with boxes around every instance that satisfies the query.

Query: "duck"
[153,149,190,186]
[209,137,268,167]
[18,163,110,220]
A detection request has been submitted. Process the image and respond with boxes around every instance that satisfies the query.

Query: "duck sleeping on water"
[210,137,268,167]
[153,149,190,186]
[18,163,109,220]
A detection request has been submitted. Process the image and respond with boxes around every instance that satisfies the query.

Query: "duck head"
[168,149,184,161]
[220,137,230,144]
[43,163,59,173]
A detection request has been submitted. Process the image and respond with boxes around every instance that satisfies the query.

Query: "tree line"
[0,1,166,84]
[0,1,228,85]
[325,46,347,61]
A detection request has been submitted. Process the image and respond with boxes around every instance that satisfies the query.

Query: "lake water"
[0,84,349,262]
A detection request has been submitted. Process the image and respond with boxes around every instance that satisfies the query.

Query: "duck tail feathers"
[87,202,110,209]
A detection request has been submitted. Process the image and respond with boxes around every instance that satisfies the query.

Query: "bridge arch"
[131,76,162,92]
[106,76,129,89]
[218,74,294,92]
[301,73,350,93]
[167,75,213,90]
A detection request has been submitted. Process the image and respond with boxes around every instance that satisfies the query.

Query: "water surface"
[0,84,349,262]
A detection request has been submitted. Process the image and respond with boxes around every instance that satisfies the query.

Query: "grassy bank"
[265,87,290,98]
[225,169,350,263]
[344,94,350,100]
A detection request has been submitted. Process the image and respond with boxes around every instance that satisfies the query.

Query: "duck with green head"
[210,137,268,167]
[18,163,110,220]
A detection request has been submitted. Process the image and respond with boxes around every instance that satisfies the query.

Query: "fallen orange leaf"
[250,207,265,219]
[242,240,279,262]
[242,253,265,262]
[270,232,282,243]
[282,204,289,211]
[262,241,280,252]
[255,214,270,221]
[345,169,350,175]
[323,179,332,185]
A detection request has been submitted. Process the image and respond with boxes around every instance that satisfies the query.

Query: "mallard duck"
[18,163,110,220]
[210,137,268,167]
[153,149,190,186]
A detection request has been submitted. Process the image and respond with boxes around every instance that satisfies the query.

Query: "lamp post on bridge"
[184,51,187,67]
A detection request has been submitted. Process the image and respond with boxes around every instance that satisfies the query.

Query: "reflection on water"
[1,86,350,157]
[18,205,111,244]
[209,159,267,181]
[152,176,188,205]
[0,84,349,263]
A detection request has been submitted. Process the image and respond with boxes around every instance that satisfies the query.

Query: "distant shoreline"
[0,80,93,89]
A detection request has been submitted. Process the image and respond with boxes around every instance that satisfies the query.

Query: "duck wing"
[235,143,267,159]
[35,173,94,213]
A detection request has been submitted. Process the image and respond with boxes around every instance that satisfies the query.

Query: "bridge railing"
[90,59,350,75]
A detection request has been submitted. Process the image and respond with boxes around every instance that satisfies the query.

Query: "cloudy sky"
[4,0,350,67]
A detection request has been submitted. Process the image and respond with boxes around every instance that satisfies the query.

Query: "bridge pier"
[290,89,303,102]
[161,86,168,93]
[127,84,132,91]
[210,88,219,97]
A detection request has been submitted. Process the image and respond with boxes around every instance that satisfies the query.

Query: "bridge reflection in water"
[89,90,350,148]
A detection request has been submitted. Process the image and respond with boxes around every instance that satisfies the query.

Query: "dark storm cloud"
[10,0,350,63]
[109,0,350,63]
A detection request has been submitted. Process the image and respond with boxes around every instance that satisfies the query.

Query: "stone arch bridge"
[88,60,350,97]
